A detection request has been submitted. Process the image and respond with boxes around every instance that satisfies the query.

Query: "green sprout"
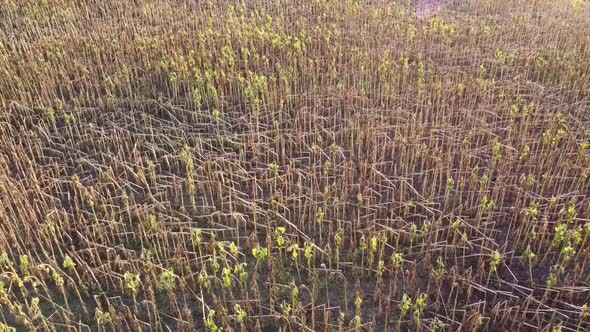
[212,108,222,124]
[400,294,412,317]
[324,161,331,176]
[560,243,575,264]
[370,236,378,254]
[252,245,268,263]
[519,145,530,161]
[180,145,194,172]
[414,293,428,320]
[354,295,363,316]
[421,221,430,235]
[304,242,313,266]
[0,323,16,332]
[482,196,495,212]
[0,253,13,269]
[62,255,76,270]
[157,269,177,292]
[391,252,403,271]
[359,235,367,253]
[458,82,465,96]
[523,245,536,262]
[433,257,446,278]
[52,271,64,286]
[20,255,29,275]
[564,202,577,223]
[148,214,157,230]
[229,242,239,256]
[287,243,299,261]
[205,310,219,332]
[95,308,112,326]
[280,301,292,320]
[525,202,539,220]
[124,272,140,293]
[553,224,568,246]
[274,227,286,248]
[222,267,232,289]
[193,229,203,246]
[547,271,559,288]
[490,251,502,273]
[29,297,40,319]
[446,177,455,191]
[269,162,279,174]
[198,270,211,290]
[317,208,325,224]
[429,318,445,331]
[210,255,220,274]
[234,303,247,324]
[404,200,415,215]
[335,228,344,249]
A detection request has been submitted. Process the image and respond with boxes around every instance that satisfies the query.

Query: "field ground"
[1,0,590,331]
